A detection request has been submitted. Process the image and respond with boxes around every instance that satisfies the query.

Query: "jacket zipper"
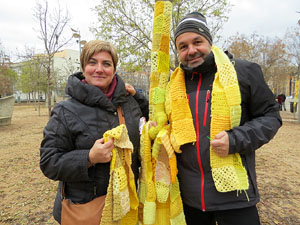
[203,90,210,127]
[195,73,206,211]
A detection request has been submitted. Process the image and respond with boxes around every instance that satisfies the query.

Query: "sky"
[0,0,300,62]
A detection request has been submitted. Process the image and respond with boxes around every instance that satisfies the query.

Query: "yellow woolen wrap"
[138,1,187,225]
[166,45,249,193]
[100,124,139,225]
[210,45,248,192]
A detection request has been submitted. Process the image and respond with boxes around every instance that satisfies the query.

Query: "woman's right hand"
[88,138,114,165]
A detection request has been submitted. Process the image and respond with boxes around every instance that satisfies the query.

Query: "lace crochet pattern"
[100,124,139,225]
[210,45,249,192]
[138,1,187,225]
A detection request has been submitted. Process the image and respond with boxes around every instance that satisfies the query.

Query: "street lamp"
[71,28,87,56]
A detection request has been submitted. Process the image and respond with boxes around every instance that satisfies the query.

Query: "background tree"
[285,22,300,122]
[0,41,18,97]
[224,32,286,85]
[91,0,232,71]
[33,0,72,116]
[18,54,48,115]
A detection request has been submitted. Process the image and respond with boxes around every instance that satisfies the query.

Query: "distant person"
[163,11,282,225]
[280,93,286,111]
[40,40,148,224]
[276,94,283,111]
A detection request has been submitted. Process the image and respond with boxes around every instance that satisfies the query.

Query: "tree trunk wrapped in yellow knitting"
[100,124,139,225]
[138,1,187,225]
[165,45,249,193]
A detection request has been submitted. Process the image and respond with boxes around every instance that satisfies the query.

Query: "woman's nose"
[95,63,103,72]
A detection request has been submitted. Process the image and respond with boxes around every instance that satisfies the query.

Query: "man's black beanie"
[174,12,213,45]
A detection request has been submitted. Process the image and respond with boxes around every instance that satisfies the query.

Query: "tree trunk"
[298,81,300,123]
[47,66,52,117]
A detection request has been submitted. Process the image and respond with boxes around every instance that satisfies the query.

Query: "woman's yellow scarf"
[165,45,249,193]
[100,124,139,225]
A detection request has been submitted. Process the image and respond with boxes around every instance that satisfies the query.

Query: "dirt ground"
[0,104,299,225]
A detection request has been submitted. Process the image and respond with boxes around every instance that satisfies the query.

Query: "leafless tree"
[33,0,72,116]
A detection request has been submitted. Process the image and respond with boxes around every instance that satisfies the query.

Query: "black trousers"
[183,203,261,225]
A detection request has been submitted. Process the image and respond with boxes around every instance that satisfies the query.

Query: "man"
[276,94,283,110]
[280,93,286,111]
[166,12,282,225]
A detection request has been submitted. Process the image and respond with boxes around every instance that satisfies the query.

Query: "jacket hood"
[65,72,127,112]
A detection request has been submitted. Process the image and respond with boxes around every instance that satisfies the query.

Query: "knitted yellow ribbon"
[100,124,139,225]
[138,1,186,225]
[165,45,249,193]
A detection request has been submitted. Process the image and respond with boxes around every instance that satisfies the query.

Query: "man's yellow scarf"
[165,45,249,193]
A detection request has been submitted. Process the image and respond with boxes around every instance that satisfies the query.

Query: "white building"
[11,49,80,102]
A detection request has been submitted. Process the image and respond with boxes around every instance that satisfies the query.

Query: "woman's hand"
[88,138,114,165]
[125,83,136,96]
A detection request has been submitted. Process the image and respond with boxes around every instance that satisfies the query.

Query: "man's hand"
[210,131,229,157]
[125,83,136,96]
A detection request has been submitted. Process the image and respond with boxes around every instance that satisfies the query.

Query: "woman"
[40,40,148,224]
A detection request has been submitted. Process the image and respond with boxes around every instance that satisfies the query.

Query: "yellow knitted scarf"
[165,45,249,193]
[100,124,139,225]
[138,1,187,225]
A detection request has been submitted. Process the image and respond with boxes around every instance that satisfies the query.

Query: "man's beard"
[184,52,205,69]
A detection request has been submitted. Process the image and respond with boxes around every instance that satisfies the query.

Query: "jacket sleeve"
[133,91,149,120]
[40,104,90,182]
[228,61,282,155]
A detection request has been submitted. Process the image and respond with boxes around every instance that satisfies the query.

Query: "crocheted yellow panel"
[210,45,249,192]
[139,2,187,224]
[148,1,171,125]
[138,123,186,225]
[100,124,138,225]
[165,67,197,147]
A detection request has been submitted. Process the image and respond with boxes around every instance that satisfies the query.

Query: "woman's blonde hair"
[80,40,118,72]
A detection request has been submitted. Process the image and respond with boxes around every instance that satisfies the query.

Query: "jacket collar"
[65,72,127,112]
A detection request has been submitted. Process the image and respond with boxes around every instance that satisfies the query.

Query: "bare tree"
[33,0,72,116]
[91,0,232,71]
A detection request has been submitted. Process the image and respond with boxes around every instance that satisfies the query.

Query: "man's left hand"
[210,131,229,157]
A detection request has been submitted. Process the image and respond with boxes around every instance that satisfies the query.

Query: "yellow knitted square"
[157,51,170,73]
[150,71,160,87]
[121,208,138,225]
[224,84,241,106]
[143,201,156,225]
[170,179,181,202]
[138,182,146,204]
[153,14,163,34]
[152,33,161,52]
[170,211,186,225]
[162,16,171,35]
[155,200,170,225]
[158,72,169,88]
[119,188,130,217]
[151,52,158,72]
[170,196,183,218]
[115,167,127,191]
[154,1,164,17]
[230,105,242,128]
[172,118,197,146]
[152,87,166,104]
[159,34,170,54]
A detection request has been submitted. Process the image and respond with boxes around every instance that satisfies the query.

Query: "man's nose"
[187,45,197,55]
